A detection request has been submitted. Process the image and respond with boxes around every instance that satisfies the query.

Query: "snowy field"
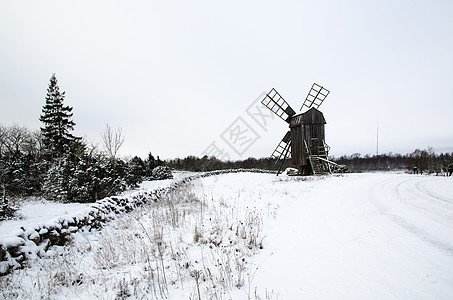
[1,172,452,299]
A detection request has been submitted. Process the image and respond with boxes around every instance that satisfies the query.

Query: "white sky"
[1,0,452,160]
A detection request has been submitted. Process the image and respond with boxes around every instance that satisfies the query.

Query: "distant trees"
[406,148,436,174]
[334,153,402,172]
[332,148,452,175]
[439,153,453,176]
[164,150,452,176]
[165,155,279,172]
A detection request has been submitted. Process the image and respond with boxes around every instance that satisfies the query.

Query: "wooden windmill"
[262,83,338,175]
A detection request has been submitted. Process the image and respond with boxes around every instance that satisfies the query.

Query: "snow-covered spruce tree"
[41,155,71,202]
[39,74,81,159]
[127,156,145,186]
[39,74,84,202]
[144,152,156,178]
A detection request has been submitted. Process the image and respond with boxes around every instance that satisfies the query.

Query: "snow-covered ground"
[251,173,453,299]
[1,172,452,299]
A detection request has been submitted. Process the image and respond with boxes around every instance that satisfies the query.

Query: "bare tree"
[0,124,32,156]
[101,124,124,160]
[83,137,101,159]
[0,124,6,155]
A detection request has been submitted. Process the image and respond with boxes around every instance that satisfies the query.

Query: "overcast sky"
[1,0,452,160]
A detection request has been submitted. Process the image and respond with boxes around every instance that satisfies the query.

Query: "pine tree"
[144,152,156,178]
[126,156,145,188]
[39,74,81,159]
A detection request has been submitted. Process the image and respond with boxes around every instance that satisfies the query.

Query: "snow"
[1,172,452,299]
[250,173,453,299]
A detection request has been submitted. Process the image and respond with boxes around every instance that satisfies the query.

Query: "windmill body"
[290,107,326,173]
[261,83,337,175]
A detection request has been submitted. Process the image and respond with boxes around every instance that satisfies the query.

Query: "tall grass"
[0,180,270,299]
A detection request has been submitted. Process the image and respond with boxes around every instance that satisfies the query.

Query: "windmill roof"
[290,107,326,127]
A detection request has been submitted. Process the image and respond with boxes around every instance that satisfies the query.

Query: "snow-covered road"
[252,173,453,299]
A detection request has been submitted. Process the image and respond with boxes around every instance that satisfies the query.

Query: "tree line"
[165,156,279,172]
[1,74,171,219]
[332,149,453,175]
[164,149,453,176]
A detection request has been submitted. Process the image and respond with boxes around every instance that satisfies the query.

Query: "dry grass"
[0,180,270,299]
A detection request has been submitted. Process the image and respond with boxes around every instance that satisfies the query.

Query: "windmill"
[262,83,338,175]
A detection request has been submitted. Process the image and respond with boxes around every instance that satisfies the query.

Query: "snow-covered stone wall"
[0,169,274,276]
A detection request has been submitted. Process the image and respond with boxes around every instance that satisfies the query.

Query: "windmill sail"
[261,88,296,123]
[271,131,292,163]
[301,83,330,111]
[271,131,292,175]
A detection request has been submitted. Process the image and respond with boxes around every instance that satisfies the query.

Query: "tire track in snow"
[370,176,453,256]
[250,174,453,299]
[415,180,453,205]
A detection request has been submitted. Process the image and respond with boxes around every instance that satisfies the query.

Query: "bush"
[152,166,173,180]
[0,202,18,221]
[42,154,142,203]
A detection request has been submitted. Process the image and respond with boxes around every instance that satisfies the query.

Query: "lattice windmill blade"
[271,131,292,164]
[300,83,330,111]
[261,88,296,124]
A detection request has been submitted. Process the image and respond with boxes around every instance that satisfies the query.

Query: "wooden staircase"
[305,139,338,175]
[309,156,324,175]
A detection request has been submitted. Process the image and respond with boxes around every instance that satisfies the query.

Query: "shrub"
[42,154,141,203]
[152,166,173,180]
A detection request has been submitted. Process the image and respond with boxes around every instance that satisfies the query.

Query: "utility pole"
[376,121,379,156]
